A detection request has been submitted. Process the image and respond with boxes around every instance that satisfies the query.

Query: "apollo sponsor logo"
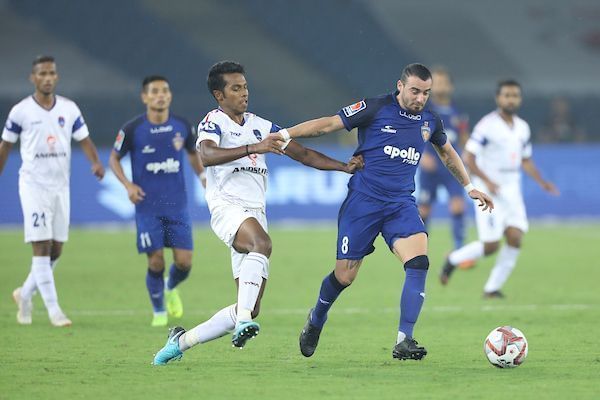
[150,125,173,134]
[146,158,180,174]
[399,110,422,120]
[383,145,421,164]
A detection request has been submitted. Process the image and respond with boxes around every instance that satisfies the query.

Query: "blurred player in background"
[418,67,470,251]
[274,63,493,360]
[440,80,559,297]
[109,76,205,327]
[0,55,104,327]
[152,61,363,365]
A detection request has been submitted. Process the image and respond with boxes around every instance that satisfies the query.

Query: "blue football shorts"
[336,190,426,260]
[418,168,463,205]
[135,211,193,253]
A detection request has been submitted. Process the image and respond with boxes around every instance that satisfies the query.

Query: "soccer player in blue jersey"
[418,67,470,251]
[109,76,205,327]
[276,63,494,360]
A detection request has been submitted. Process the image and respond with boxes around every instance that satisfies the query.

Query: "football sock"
[146,268,165,313]
[21,258,59,300]
[236,252,267,323]
[451,212,465,249]
[311,271,348,328]
[31,256,61,316]
[179,304,237,351]
[484,245,520,293]
[449,241,484,265]
[166,263,189,290]
[399,256,429,339]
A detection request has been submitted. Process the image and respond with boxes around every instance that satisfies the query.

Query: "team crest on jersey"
[253,129,262,141]
[46,135,57,151]
[58,116,65,127]
[421,121,431,142]
[172,132,184,151]
[342,100,366,117]
[114,130,125,151]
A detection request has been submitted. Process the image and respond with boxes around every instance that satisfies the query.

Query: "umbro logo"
[380,125,396,134]
[142,145,156,154]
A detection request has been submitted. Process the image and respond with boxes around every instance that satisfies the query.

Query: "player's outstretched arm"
[278,115,345,140]
[108,149,145,204]
[198,137,285,167]
[433,141,494,212]
[79,137,105,180]
[284,140,364,173]
[522,158,560,195]
[186,150,206,188]
[0,140,13,175]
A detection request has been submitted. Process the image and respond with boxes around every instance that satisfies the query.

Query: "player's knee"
[404,255,429,270]
[50,248,62,261]
[250,236,272,258]
[148,255,165,272]
[174,262,192,272]
[506,236,522,248]
[449,198,465,214]
[484,242,500,255]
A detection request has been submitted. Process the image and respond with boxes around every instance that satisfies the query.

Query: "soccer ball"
[484,326,528,368]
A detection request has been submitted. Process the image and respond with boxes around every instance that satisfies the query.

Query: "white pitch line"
[15,303,597,317]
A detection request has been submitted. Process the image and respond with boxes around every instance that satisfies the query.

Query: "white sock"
[484,245,520,293]
[449,241,484,266]
[31,256,62,316]
[179,304,237,351]
[21,259,59,300]
[236,252,267,324]
[397,331,407,344]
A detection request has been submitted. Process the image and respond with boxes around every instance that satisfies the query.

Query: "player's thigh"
[135,213,165,254]
[504,193,529,235]
[474,199,505,243]
[391,232,428,264]
[163,212,194,252]
[51,188,70,242]
[336,191,384,260]
[444,178,466,213]
[381,197,427,252]
[146,248,165,270]
[19,184,54,243]
[417,171,439,206]
[232,216,271,255]
[210,204,267,248]
[172,248,193,268]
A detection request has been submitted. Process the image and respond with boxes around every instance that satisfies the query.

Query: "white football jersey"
[2,95,90,188]
[465,110,532,186]
[196,108,286,210]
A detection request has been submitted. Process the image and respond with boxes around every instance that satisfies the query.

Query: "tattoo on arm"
[444,158,467,186]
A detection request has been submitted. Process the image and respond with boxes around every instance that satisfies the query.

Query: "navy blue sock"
[451,212,465,249]
[311,271,348,328]
[146,268,165,313]
[399,256,429,338]
[166,263,190,290]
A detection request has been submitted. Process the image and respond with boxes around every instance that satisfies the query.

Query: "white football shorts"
[19,183,70,243]
[210,202,269,279]
[473,183,528,242]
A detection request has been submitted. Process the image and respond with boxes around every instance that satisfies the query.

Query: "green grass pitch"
[1,223,599,399]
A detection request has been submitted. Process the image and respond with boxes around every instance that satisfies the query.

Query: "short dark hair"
[400,63,432,84]
[207,61,245,97]
[142,75,169,91]
[32,55,55,67]
[496,79,521,95]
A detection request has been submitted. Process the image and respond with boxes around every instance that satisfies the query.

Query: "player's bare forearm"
[433,142,469,186]
[521,158,544,185]
[199,140,255,167]
[287,115,345,138]
[109,150,132,186]
[285,140,347,172]
[187,151,205,176]
[79,137,105,179]
[0,140,13,175]
[462,151,493,184]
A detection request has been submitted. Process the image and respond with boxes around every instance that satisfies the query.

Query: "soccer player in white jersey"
[152,60,364,365]
[440,80,559,297]
[0,55,105,326]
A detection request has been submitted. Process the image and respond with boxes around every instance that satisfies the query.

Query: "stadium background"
[1,0,600,225]
[2,2,600,399]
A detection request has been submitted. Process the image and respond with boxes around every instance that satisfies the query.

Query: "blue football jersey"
[338,93,447,201]
[423,101,468,164]
[114,114,196,215]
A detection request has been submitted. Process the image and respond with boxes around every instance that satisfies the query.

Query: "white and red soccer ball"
[484,326,528,368]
